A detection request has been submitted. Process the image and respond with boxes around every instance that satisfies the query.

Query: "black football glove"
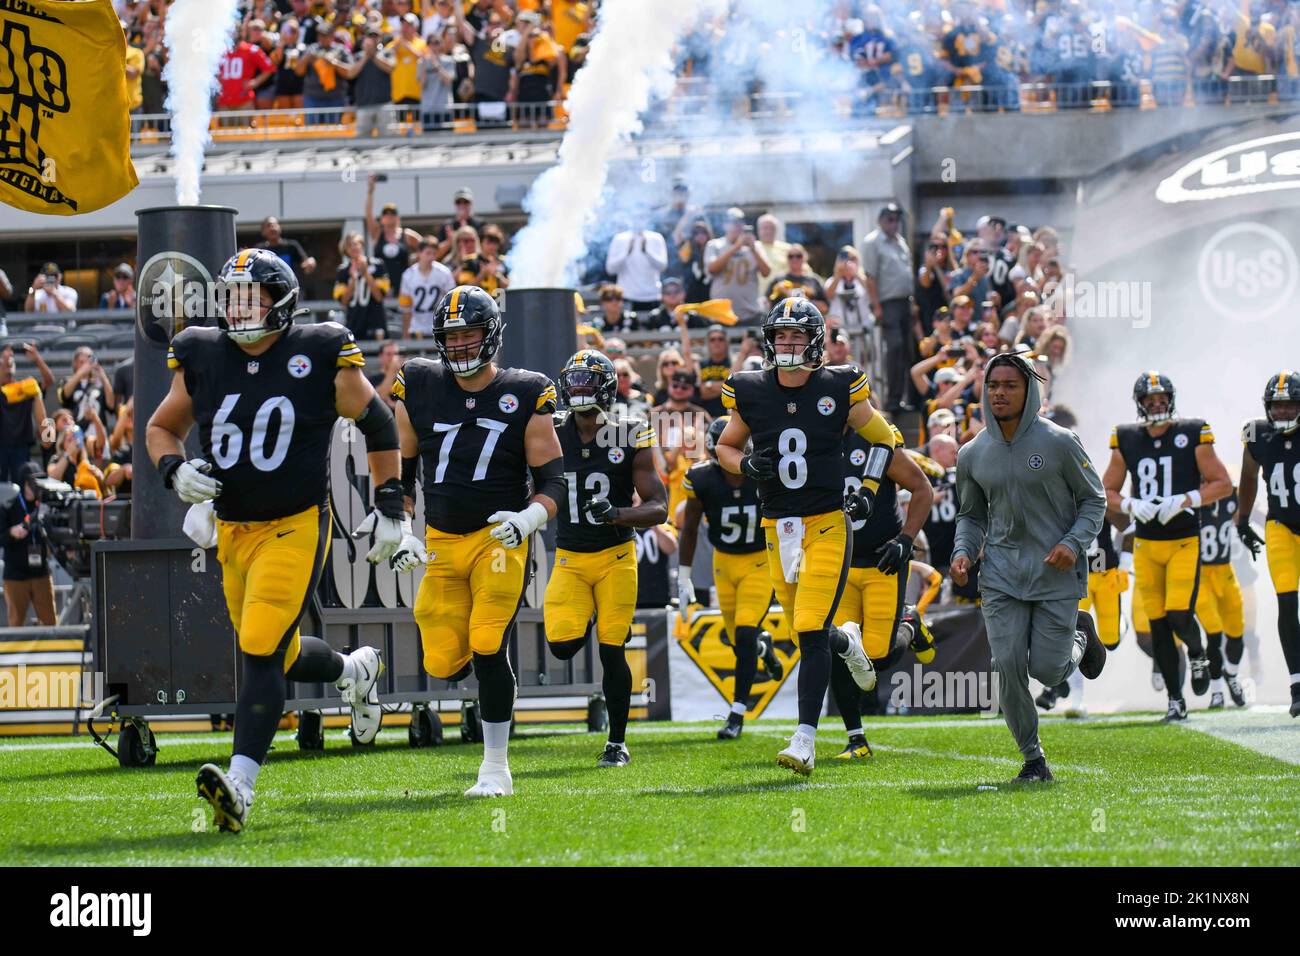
[584,498,617,524]
[844,486,876,522]
[740,446,777,481]
[1237,520,1264,560]
[875,533,913,575]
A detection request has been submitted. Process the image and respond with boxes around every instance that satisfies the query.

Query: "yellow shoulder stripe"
[536,384,558,411]
[166,347,180,371]
[392,370,407,402]
[1108,426,1119,449]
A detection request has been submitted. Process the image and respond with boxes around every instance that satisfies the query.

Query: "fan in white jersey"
[399,237,456,338]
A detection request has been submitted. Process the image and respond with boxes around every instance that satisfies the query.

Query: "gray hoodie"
[952,364,1105,601]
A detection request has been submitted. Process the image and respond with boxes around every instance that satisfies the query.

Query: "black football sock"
[599,642,632,746]
[1224,634,1244,670]
[829,653,863,734]
[1277,592,1300,675]
[1166,609,1204,657]
[828,625,850,656]
[548,636,587,661]
[1204,631,1224,680]
[233,649,287,764]
[472,646,517,724]
[1135,630,1153,659]
[731,625,760,707]
[1148,617,1184,701]
[796,629,831,727]
[285,636,344,684]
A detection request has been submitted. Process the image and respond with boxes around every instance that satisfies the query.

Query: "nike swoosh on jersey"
[276,530,295,538]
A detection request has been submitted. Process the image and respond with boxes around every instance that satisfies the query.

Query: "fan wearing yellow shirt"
[384,14,428,122]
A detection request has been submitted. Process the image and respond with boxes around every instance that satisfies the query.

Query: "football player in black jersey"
[545,350,667,767]
[1103,371,1231,721]
[717,297,899,775]
[393,286,565,796]
[678,416,783,740]
[830,423,935,758]
[1195,493,1246,709]
[1238,371,1300,717]
[147,249,417,832]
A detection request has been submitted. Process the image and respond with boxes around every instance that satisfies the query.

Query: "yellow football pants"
[712,549,773,639]
[1079,567,1128,648]
[544,541,638,646]
[217,503,331,671]
[833,564,908,660]
[1265,520,1300,595]
[763,509,850,634]
[1133,535,1200,618]
[1195,562,1244,637]
[414,524,529,679]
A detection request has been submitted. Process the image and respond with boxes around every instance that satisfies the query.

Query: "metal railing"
[128,74,1297,149]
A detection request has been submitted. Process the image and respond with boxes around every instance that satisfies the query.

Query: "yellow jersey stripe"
[1108,426,1119,449]
[849,373,869,395]
[1199,424,1214,444]
[720,382,736,410]
[536,384,557,411]
[336,351,365,369]
[166,347,180,371]
[392,370,407,402]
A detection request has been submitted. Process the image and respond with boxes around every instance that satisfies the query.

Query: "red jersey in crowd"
[217,42,274,107]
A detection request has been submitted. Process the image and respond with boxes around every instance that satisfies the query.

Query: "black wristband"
[374,477,406,520]
[400,456,418,499]
[158,454,184,489]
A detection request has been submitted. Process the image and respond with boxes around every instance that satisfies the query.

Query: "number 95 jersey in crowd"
[721,364,871,519]
[1111,418,1213,540]
[167,322,365,522]
[394,359,557,534]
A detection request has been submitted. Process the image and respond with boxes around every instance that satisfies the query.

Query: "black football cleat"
[1225,673,1246,707]
[717,713,745,740]
[1189,653,1211,696]
[1161,698,1189,722]
[833,734,873,759]
[1035,687,1059,711]
[1076,613,1106,680]
[597,743,630,767]
[758,631,784,681]
[1290,684,1300,719]
[1012,756,1053,783]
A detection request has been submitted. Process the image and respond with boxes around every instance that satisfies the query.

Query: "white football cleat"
[1150,661,1165,692]
[464,763,513,798]
[196,763,253,834]
[338,646,384,745]
[776,731,816,776]
[838,622,877,692]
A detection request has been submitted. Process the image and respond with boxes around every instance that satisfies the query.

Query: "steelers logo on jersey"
[1028,454,1045,470]
[1174,433,1188,448]
[817,396,836,416]
[608,447,625,464]
[288,354,312,378]
[499,393,519,414]
[849,448,866,467]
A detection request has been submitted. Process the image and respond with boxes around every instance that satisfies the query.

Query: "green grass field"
[3,712,1298,866]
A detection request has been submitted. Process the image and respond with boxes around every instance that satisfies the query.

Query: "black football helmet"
[433,285,504,376]
[762,296,825,369]
[215,248,300,345]
[559,349,617,412]
[1264,370,1300,432]
[704,416,730,458]
[1133,371,1176,424]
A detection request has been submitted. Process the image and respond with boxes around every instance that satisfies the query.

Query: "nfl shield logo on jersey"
[499,393,519,414]
[786,402,797,414]
[247,361,259,375]
[288,354,312,378]
[817,397,836,415]
[466,397,476,409]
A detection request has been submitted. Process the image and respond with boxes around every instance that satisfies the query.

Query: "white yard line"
[1177,710,1300,766]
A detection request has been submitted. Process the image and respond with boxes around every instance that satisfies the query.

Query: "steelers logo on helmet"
[215,248,301,346]
[434,285,504,377]
[1133,370,1176,424]
[761,296,825,370]
[1264,369,1300,433]
[559,348,617,412]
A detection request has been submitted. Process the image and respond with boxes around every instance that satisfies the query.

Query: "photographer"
[45,421,107,499]
[25,262,78,317]
[825,245,870,333]
[58,347,116,431]
[3,462,56,627]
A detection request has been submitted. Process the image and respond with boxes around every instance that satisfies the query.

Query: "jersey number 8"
[777,428,807,489]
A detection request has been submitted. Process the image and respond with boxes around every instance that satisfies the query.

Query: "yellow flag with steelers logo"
[0,0,139,215]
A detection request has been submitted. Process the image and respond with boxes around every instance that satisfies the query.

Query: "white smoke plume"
[508,0,727,288]
[163,0,242,205]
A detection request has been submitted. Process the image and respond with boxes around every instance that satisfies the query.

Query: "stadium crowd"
[116,0,1300,133]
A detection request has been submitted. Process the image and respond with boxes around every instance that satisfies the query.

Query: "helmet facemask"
[218,280,289,346]
[1267,399,1300,434]
[1137,391,1174,425]
[437,327,489,377]
[763,324,822,370]
[561,367,610,412]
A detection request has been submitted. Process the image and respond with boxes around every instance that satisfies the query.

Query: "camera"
[30,476,130,578]
[373,173,389,182]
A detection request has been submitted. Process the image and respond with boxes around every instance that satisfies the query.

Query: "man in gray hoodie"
[950,353,1107,782]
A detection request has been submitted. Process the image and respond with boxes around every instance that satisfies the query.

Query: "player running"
[392,286,565,796]
[678,416,784,740]
[147,249,416,832]
[1102,372,1231,721]
[544,350,667,767]
[1194,492,1247,708]
[716,297,900,776]
[1237,370,1300,717]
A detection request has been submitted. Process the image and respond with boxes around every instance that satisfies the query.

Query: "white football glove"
[1118,551,1135,573]
[351,510,404,564]
[676,565,696,624]
[390,520,429,573]
[174,459,222,504]
[182,502,218,549]
[1156,494,1189,525]
[1122,496,1160,523]
[487,501,549,549]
